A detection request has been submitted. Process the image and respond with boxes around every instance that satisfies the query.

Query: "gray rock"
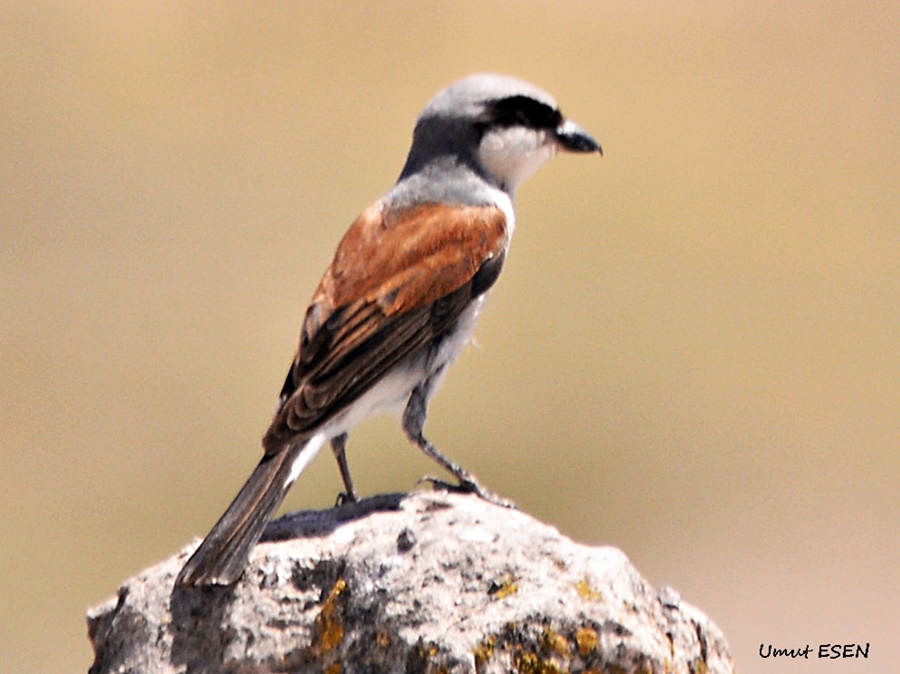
[87,491,734,673]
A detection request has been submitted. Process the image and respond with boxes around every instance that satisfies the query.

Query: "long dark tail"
[175,444,301,586]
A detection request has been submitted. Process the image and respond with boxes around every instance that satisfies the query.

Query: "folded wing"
[264,202,509,453]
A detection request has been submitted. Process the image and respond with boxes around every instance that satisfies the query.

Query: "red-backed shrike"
[176,73,601,586]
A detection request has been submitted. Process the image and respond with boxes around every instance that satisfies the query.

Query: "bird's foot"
[418,475,517,509]
[334,490,359,507]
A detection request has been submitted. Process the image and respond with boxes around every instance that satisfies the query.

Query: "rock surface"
[88,491,734,673]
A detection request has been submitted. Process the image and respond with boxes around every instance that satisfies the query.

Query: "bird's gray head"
[397,73,601,197]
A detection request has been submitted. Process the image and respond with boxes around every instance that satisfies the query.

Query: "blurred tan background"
[1,2,897,672]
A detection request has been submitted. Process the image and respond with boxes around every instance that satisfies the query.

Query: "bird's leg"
[330,433,358,505]
[402,375,516,508]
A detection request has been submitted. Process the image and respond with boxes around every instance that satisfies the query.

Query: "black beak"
[555,119,602,155]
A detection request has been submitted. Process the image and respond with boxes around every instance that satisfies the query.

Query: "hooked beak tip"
[555,119,602,155]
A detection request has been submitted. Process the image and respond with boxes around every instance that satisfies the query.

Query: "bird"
[175,73,601,586]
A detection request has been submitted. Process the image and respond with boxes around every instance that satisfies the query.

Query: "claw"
[418,475,517,509]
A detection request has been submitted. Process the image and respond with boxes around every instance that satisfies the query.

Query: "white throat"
[478,127,557,192]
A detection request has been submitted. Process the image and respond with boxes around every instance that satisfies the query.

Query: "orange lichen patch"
[313,578,347,653]
[513,651,563,674]
[575,626,600,656]
[473,636,495,669]
[489,573,518,600]
[540,629,570,658]
[575,578,602,602]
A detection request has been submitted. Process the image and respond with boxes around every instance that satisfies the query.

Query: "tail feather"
[176,446,299,586]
